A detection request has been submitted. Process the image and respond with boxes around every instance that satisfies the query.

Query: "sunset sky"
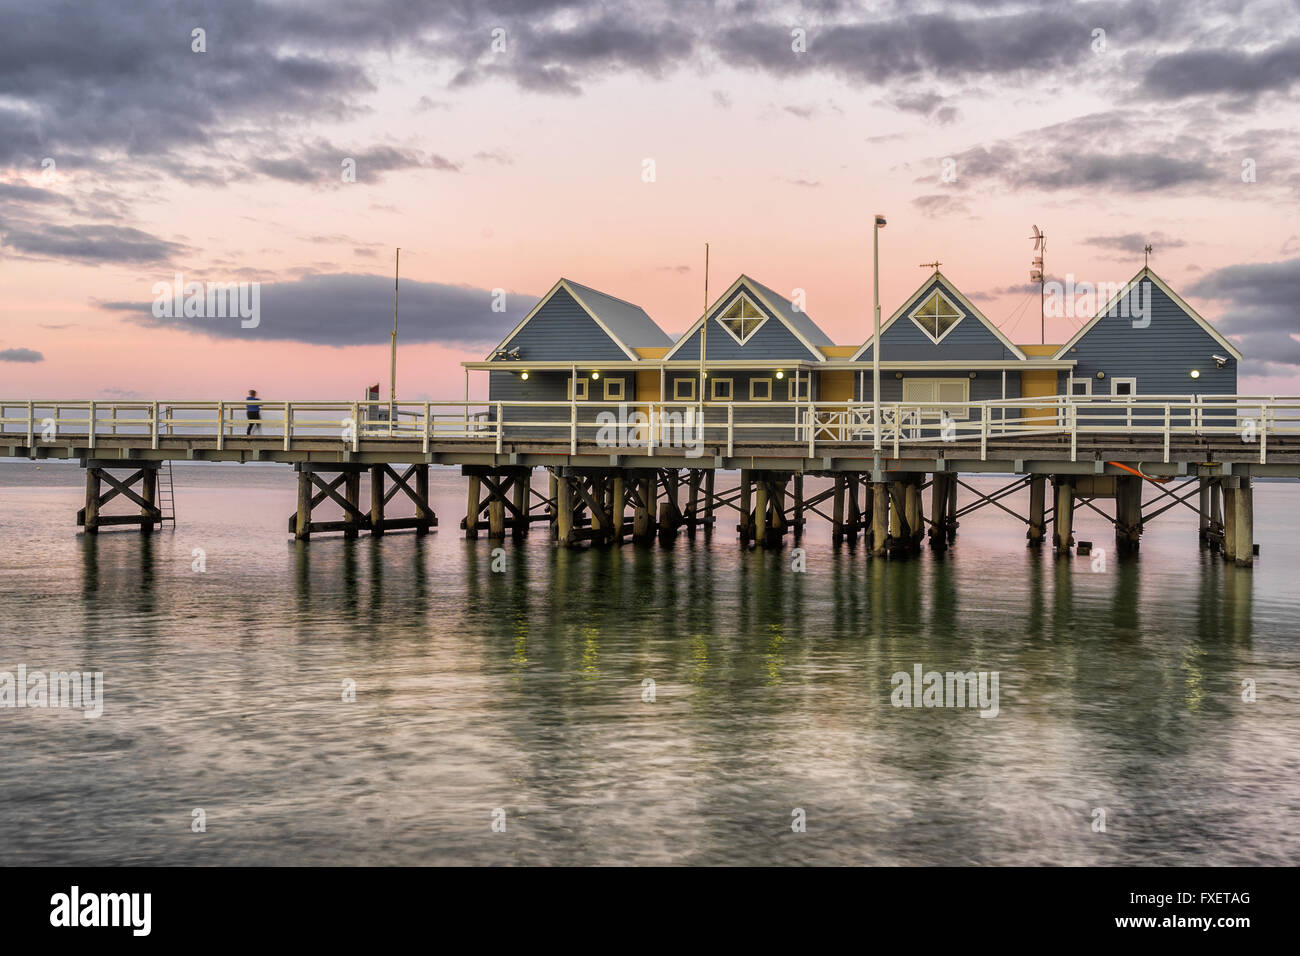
[2,0,1298,400]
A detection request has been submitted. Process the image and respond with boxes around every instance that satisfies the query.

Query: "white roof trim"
[663,275,828,362]
[850,272,1028,362]
[1051,268,1244,362]
[492,279,640,362]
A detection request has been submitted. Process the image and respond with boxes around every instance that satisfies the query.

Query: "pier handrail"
[4,395,1300,464]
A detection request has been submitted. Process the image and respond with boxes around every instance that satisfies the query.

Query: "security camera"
[1212,354,1229,368]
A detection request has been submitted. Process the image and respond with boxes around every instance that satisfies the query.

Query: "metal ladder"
[157,460,176,523]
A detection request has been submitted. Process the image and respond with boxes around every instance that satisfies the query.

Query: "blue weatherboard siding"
[494,287,630,362]
[858,278,1017,361]
[671,287,822,362]
[666,370,804,441]
[1059,281,1237,395]
[853,371,1019,404]
[490,370,638,438]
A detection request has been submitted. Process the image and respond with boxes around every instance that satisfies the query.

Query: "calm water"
[1,459,1297,865]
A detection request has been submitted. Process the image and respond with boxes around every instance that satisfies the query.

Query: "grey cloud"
[1143,38,1300,99]
[1188,258,1300,370]
[102,272,540,348]
[0,348,45,362]
[0,221,185,264]
[1083,232,1189,252]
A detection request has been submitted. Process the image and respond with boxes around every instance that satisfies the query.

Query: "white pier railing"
[2,395,1298,464]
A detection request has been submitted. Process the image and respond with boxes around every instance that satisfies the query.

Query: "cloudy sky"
[2,0,1298,399]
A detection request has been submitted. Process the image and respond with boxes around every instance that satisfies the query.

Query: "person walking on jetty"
[245,389,262,435]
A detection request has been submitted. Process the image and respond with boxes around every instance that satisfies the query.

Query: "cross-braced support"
[289,463,368,539]
[734,470,804,547]
[461,466,536,539]
[369,463,437,536]
[78,461,163,533]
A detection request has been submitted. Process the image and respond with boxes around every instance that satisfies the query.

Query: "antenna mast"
[1029,226,1045,345]
[700,243,709,407]
[391,248,400,404]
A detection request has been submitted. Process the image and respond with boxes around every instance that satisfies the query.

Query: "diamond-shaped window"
[910,290,963,342]
[717,295,767,344]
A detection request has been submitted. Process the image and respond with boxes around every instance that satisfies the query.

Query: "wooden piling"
[488,497,506,540]
[831,475,845,544]
[1223,478,1254,567]
[1115,474,1142,553]
[703,470,715,535]
[612,474,625,542]
[370,465,385,536]
[738,469,752,542]
[793,473,804,540]
[83,468,101,535]
[294,469,311,540]
[140,466,157,533]
[343,471,361,539]
[1053,477,1074,556]
[871,482,888,556]
[556,475,574,546]
[415,465,431,536]
[1027,475,1046,547]
[755,480,769,547]
[929,473,948,552]
[465,475,481,539]
[512,473,528,539]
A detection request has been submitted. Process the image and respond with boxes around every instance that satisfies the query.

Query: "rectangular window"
[572,378,588,401]
[603,377,626,401]
[672,377,696,402]
[901,377,970,419]
[788,376,809,401]
[711,377,734,401]
[1111,377,1137,396]
[1070,378,1092,396]
[749,378,772,401]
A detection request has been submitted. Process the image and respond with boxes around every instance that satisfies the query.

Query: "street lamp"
[872,214,887,451]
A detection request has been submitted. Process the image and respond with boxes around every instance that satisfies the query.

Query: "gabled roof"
[850,270,1027,361]
[1051,266,1244,361]
[490,278,671,361]
[663,274,833,361]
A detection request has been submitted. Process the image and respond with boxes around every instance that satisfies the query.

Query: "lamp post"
[872,215,887,451]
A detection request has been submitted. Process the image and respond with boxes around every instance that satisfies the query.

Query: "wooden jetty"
[3,394,1296,567]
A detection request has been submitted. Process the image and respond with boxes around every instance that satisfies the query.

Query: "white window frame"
[908,289,965,344]
[1110,377,1137,397]
[673,377,696,402]
[788,376,809,401]
[715,293,768,346]
[572,378,589,401]
[711,377,734,401]
[603,377,626,401]
[749,377,773,401]
[1069,378,1092,397]
[901,377,970,419]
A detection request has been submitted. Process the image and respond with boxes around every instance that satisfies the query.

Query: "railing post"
[351,402,360,452]
[26,400,34,448]
[980,406,988,461]
[88,401,96,449]
[496,402,504,454]
[726,403,733,458]
[892,404,900,459]
[1070,403,1077,461]
[110,404,118,436]
[649,406,656,454]
[284,403,292,451]
[423,401,431,454]
[570,401,577,456]
[1260,400,1269,464]
[216,401,225,450]
[807,401,815,458]
[1170,403,1180,463]
[150,401,159,450]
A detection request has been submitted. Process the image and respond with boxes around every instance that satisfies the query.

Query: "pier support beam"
[929,473,951,552]
[78,462,163,534]
[1115,474,1143,553]
[1027,475,1046,548]
[1222,477,1254,567]
[1053,477,1074,556]
[871,482,889,557]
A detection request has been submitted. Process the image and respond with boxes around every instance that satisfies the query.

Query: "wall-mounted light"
[591,371,600,380]
[895,372,904,379]
[775,370,785,380]
[520,371,530,381]
[1096,371,1106,380]
[1190,369,1200,379]
[1212,354,1229,368]
[969,371,977,379]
